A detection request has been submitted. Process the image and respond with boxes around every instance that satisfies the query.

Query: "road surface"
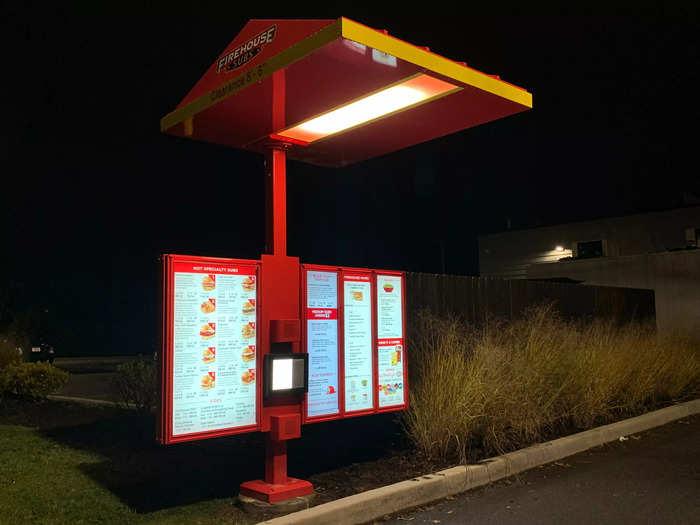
[384,415,700,525]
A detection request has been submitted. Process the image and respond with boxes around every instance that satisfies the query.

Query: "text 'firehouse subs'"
[217,25,277,73]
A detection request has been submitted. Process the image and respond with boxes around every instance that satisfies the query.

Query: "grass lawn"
[0,424,252,525]
[0,399,422,525]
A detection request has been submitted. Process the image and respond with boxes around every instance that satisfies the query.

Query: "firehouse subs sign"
[217,25,277,73]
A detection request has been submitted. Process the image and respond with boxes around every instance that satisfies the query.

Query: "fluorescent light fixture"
[272,358,293,391]
[555,246,565,252]
[277,74,459,143]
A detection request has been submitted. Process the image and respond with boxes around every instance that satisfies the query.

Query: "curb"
[47,395,121,407]
[259,399,700,525]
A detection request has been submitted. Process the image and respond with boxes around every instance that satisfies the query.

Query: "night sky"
[4,7,699,355]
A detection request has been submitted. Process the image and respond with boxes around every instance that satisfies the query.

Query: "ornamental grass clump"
[401,306,700,463]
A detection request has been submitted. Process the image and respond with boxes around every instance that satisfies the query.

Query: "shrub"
[401,307,700,463]
[3,362,69,400]
[112,357,158,412]
[0,337,23,369]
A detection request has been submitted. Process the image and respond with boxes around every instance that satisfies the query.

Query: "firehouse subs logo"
[216,25,277,73]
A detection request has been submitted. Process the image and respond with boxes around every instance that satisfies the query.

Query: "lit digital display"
[272,359,293,390]
[264,354,308,397]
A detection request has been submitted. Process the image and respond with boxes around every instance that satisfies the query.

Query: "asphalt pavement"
[53,357,130,402]
[384,415,700,525]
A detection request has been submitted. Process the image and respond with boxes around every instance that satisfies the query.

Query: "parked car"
[29,343,56,363]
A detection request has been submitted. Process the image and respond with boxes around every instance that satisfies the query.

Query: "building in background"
[478,206,700,337]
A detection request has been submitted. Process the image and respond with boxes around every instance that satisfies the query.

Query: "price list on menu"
[306,270,340,418]
[376,274,405,408]
[171,262,258,436]
[343,274,373,412]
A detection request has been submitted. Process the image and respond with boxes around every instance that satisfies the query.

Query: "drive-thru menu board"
[377,274,406,408]
[161,255,259,443]
[343,273,373,412]
[304,266,407,421]
[305,270,340,418]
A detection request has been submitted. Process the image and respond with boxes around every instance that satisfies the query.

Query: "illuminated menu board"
[171,261,258,437]
[305,270,340,418]
[343,273,373,412]
[376,274,405,408]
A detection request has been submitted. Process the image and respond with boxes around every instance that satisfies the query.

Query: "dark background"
[3,6,699,355]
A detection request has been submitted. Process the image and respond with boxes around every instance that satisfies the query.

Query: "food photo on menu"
[201,372,216,389]
[199,323,216,339]
[200,298,216,313]
[202,274,216,291]
[242,299,255,315]
[241,346,255,362]
[241,369,256,385]
[202,347,216,363]
[241,322,255,339]
[241,276,256,291]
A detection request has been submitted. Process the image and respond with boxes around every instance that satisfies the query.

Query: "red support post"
[265,435,288,485]
[240,68,313,504]
[265,146,287,256]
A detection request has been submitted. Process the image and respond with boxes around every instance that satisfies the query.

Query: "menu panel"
[377,339,405,408]
[377,274,403,339]
[171,261,257,436]
[343,274,373,412]
[306,270,340,418]
[377,274,405,408]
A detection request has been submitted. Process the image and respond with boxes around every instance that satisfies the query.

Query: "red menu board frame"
[302,265,408,424]
[159,254,262,444]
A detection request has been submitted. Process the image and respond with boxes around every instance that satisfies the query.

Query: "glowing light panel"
[278,74,459,143]
[272,359,293,391]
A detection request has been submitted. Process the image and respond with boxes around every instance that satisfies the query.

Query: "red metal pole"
[265,147,287,256]
[265,435,288,485]
[265,68,287,256]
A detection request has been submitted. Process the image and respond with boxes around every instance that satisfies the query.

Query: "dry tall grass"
[401,306,700,463]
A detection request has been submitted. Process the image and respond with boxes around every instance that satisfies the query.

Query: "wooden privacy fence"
[406,273,655,324]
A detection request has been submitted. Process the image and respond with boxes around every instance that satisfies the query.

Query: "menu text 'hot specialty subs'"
[171,261,257,437]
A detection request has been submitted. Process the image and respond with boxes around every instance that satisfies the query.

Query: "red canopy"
[161,18,532,167]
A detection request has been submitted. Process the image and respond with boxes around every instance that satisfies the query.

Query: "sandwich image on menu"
[242,346,255,362]
[351,290,363,301]
[241,323,255,339]
[200,323,216,339]
[200,298,216,314]
[383,283,394,292]
[202,275,216,291]
[201,372,215,389]
[241,369,255,385]
[202,347,216,363]
[241,277,256,291]
[242,299,255,315]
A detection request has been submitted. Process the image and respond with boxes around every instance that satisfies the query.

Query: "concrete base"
[240,478,313,503]
[238,492,314,514]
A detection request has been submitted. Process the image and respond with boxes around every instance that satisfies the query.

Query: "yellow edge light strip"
[159,19,343,132]
[340,18,533,109]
